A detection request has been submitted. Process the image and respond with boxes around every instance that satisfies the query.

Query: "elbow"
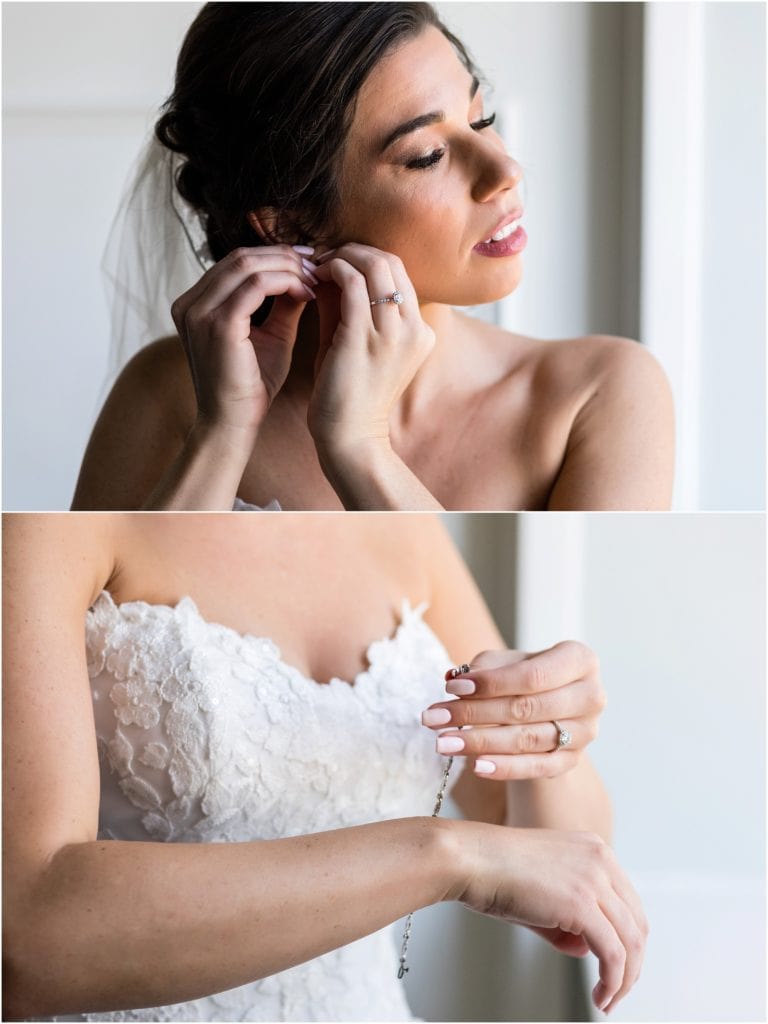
[3,927,86,1020]
[3,935,50,1020]
[3,888,83,1019]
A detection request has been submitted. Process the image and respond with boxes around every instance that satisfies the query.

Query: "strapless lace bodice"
[57,591,456,1022]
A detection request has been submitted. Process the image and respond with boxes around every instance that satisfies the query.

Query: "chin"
[420,262,523,307]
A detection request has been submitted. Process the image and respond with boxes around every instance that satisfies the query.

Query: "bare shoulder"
[115,335,194,408]
[455,319,675,508]
[71,336,196,510]
[525,331,671,402]
[543,334,675,509]
[570,332,668,383]
[450,312,669,399]
[538,335,675,446]
[3,513,117,613]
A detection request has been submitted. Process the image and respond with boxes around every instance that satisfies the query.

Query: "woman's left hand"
[306,243,435,463]
[421,643,607,780]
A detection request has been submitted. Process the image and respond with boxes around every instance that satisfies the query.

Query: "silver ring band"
[552,720,572,750]
[370,290,404,307]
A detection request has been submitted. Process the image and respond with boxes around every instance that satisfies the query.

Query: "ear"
[247,208,280,244]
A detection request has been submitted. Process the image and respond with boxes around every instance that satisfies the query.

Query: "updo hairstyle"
[154,2,477,261]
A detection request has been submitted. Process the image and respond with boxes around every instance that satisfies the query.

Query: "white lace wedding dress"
[51,590,457,1022]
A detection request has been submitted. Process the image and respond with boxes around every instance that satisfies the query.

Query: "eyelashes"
[405,112,497,171]
[405,151,445,171]
[471,112,497,132]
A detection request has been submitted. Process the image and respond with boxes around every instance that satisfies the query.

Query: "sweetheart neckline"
[89,589,443,692]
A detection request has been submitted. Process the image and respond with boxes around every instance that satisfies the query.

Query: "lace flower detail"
[109,678,162,729]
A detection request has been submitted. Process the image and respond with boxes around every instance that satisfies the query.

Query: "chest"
[241,388,569,511]
[111,517,427,685]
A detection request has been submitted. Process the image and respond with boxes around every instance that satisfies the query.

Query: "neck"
[283,301,461,428]
[286,304,322,391]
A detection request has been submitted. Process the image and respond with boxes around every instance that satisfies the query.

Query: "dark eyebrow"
[379,75,480,154]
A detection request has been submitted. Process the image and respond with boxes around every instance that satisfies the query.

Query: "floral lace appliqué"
[67,591,453,1023]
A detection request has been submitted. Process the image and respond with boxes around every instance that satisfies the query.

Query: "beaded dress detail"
[52,591,455,1022]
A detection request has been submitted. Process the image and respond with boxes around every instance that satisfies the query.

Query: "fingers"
[435,720,586,758]
[171,246,317,335]
[471,749,580,780]
[608,875,651,959]
[597,890,647,1013]
[569,841,646,1014]
[579,909,627,1014]
[422,678,594,730]
[312,258,381,331]
[314,243,418,325]
[213,271,314,328]
[525,925,591,958]
[446,641,600,697]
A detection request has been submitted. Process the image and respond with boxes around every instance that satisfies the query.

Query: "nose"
[470,141,521,204]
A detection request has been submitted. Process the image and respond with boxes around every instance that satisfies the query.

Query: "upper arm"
[71,338,195,510]
[417,517,508,824]
[419,517,506,662]
[2,514,115,895]
[547,338,675,511]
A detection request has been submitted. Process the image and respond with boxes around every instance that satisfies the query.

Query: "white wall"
[639,2,765,510]
[697,3,765,510]
[514,513,766,1021]
[2,2,202,510]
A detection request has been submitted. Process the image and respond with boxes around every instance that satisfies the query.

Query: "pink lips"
[473,225,527,257]
[473,208,527,257]
[482,208,524,243]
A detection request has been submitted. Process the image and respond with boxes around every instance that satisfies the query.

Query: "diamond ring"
[370,290,404,306]
[552,720,572,750]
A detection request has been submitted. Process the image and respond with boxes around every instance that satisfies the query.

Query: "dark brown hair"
[155,2,477,261]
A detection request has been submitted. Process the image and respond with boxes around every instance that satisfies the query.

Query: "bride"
[71,2,674,512]
[3,512,647,1021]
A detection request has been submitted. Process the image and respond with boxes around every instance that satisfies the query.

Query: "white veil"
[101,132,214,381]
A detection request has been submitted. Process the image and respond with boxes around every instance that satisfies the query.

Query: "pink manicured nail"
[292,244,315,255]
[303,285,317,300]
[436,735,465,754]
[446,679,476,696]
[421,708,451,727]
[315,249,337,262]
[302,265,319,285]
[474,759,496,774]
[593,983,610,1012]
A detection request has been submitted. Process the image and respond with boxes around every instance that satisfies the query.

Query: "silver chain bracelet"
[397,724,465,979]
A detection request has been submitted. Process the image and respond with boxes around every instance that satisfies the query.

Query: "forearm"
[6,816,456,1018]
[504,756,613,843]
[142,421,255,511]
[318,440,444,511]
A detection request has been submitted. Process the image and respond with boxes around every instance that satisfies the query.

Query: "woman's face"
[331,25,524,307]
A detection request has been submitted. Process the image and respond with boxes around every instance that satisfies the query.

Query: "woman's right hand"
[450,822,648,1014]
[170,245,318,445]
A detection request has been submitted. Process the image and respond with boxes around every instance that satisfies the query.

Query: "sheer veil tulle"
[101,133,214,382]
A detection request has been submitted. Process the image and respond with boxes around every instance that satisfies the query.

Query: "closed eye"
[405,112,497,171]
[470,112,496,131]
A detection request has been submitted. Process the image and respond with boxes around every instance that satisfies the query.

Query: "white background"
[3,2,764,510]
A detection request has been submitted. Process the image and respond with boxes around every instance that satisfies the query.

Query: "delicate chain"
[397,725,464,980]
